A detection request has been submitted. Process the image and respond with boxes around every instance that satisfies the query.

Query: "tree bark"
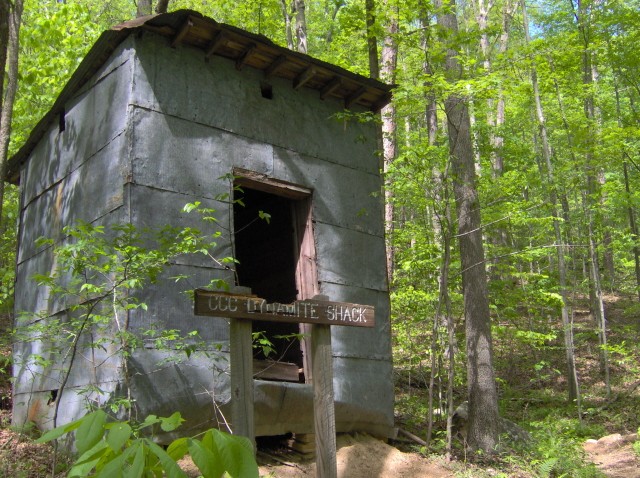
[380,3,398,281]
[365,0,379,79]
[293,0,308,54]
[137,0,152,17]
[155,0,170,14]
[522,0,580,405]
[0,0,9,115]
[0,0,23,222]
[280,0,294,50]
[437,0,500,454]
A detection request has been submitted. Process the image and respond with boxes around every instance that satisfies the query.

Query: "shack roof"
[7,9,392,184]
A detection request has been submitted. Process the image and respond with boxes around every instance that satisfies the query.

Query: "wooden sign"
[194,289,375,328]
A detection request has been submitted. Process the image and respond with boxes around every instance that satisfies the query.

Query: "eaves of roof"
[7,9,393,184]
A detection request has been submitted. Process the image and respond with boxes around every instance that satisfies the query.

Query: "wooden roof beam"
[320,77,342,100]
[263,54,288,79]
[205,30,226,58]
[171,19,193,48]
[371,92,392,112]
[293,66,316,90]
[345,86,368,109]
[236,43,257,70]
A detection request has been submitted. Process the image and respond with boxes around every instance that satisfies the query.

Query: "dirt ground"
[255,434,454,478]
[583,433,640,478]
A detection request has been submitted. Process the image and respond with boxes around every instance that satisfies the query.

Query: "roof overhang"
[7,10,393,184]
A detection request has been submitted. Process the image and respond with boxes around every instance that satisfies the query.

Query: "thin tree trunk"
[365,0,379,79]
[155,0,170,14]
[0,0,9,115]
[573,0,611,397]
[437,0,500,454]
[522,0,580,405]
[0,0,23,222]
[293,0,307,54]
[280,0,294,50]
[136,0,152,17]
[380,4,398,281]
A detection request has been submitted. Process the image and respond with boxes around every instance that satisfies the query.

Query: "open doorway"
[232,171,316,383]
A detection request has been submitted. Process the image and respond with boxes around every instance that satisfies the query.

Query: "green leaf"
[36,415,84,443]
[187,437,224,478]
[68,441,111,477]
[146,440,189,478]
[167,437,189,461]
[212,430,258,478]
[160,412,185,432]
[124,442,145,478]
[106,422,133,451]
[75,409,108,455]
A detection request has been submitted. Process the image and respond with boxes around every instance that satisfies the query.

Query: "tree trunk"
[136,0,152,17]
[280,0,294,50]
[437,0,500,454]
[0,0,9,114]
[155,0,170,14]
[365,0,379,79]
[0,0,23,222]
[293,0,308,54]
[522,0,580,405]
[380,4,398,281]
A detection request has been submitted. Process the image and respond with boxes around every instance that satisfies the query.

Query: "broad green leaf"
[124,442,145,478]
[36,416,84,443]
[146,440,189,478]
[106,422,133,451]
[160,412,185,432]
[68,441,111,477]
[76,409,108,455]
[167,437,189,461]
[212,431,258,478]
[187,437,224,478]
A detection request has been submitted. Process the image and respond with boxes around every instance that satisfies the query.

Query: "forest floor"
[0,294,639,477]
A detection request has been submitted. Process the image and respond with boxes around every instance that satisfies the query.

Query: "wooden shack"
[8,10,394,440]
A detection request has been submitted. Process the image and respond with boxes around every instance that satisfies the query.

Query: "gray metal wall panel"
[128,264,234,342]
[127,184,234,266]
[314,222,388,291]
[272,146,384,236]
[318,284,392,361]
[130,108,274,198]
[333,356,394,434]
[21,57,132,207]
[130,33,379,175]
[127,349,230,438]
[18,140,127,263]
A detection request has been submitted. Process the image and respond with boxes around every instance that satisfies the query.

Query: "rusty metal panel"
[130,33,379,175]
[129,108,274,198]
[314,222,388,291]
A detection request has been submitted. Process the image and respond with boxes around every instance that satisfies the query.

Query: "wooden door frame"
[232,167,319,382]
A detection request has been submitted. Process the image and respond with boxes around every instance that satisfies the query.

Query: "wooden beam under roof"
[205,30,226,58]
[171,18,193,48]
[235,43,257,70]
[264,54,288,79]
[293,66,316,90]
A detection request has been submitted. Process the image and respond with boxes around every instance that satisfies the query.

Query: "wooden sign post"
[194,289,375,478]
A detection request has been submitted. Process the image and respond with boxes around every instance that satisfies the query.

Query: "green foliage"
[527,415,603,478]
[36,410,258,478]
[14,209,228,414]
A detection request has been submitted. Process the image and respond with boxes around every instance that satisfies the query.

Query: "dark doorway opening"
[233,186,304,378]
